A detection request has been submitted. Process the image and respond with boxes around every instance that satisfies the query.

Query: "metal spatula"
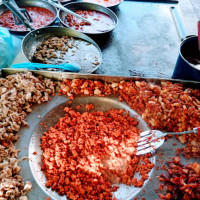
[136,127,200,155]
[11,62,81,72]
[3,0,33,25]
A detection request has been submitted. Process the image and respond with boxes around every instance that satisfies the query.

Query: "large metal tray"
[1,69,200,200]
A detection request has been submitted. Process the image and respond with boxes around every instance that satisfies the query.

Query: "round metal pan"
[29,96,155,200]
[80,0,124,9]
[58,0,77,5]
[0,0,57,34]
[22,26,102,73]
[58,0,123,9]
[58,2,118,35]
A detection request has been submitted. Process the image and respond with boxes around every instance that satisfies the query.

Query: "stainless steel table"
[8,0,193,79]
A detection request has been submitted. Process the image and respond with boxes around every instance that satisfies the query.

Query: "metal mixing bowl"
[80,0,123,9]
[58,2,118,35]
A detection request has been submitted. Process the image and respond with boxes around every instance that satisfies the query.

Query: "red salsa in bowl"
[63,10,115,34]
[0,7,55,31]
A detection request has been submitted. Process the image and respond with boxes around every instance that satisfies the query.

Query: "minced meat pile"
[41,106,154,199]
[0,72,56,199]
[59,79,200,158]
[58,78,200,199]
[157,156,200,200]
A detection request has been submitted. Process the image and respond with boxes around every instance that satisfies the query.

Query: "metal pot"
[172,36,200,81]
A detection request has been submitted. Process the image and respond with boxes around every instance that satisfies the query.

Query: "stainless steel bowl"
[0,0,57,34]
[80,0,124,9]
[22,26,102,74]
[58,0,77,5]
[58,2,118,35]
[59,0,124,9]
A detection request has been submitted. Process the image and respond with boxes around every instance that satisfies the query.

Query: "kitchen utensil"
[136,127,200,155]
[58,2,118,35]
[170,6,187,41]
[46,0,114,32]
[2,0,33,25]
[11,62,81,72]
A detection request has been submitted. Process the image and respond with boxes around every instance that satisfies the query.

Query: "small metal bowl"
[80,0,124,9]
[58,2,118,35]
[0,0,57,34]
[58,0,77,5]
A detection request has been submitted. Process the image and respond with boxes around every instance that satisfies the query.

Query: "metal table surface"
[10,1,185,79]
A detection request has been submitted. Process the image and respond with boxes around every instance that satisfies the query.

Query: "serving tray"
[1,69,200,200]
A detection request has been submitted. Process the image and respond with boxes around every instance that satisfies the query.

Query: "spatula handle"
[194,126,200,135]
[2,0,34,31]
[46,0,93,25]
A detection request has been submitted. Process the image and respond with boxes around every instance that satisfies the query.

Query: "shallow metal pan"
[59,0,124,9]
[58,2,118,35]
[0,0,57,34]
[22,26,102,73]
[29,96,154,200]
[1,69,200,200]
